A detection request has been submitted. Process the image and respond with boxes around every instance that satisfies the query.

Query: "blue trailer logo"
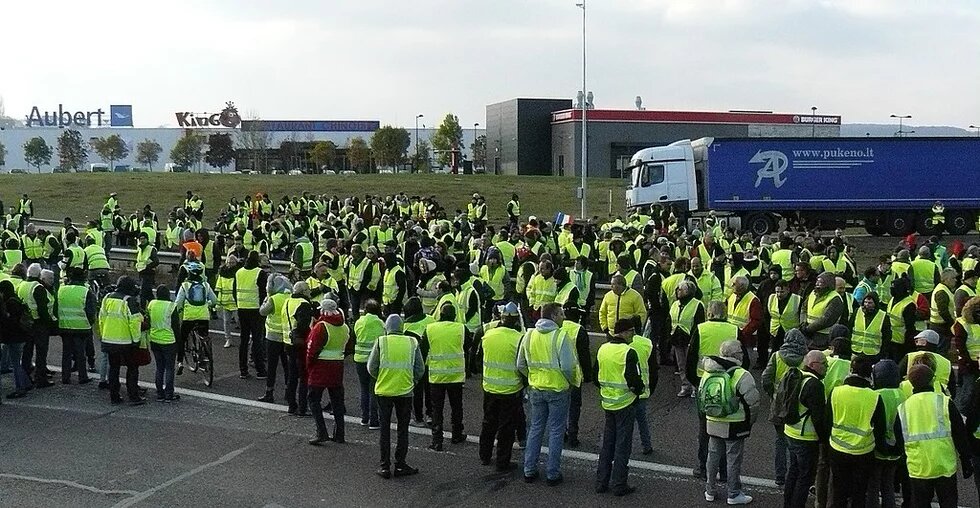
[751,150,789,188]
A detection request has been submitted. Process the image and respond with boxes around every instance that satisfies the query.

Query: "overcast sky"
[3,0,978,128]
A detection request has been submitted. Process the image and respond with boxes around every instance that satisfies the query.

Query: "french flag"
[554,212,574,226]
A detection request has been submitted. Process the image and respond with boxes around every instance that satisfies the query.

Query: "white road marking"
[0,473,139,496]
[110,446,251,508]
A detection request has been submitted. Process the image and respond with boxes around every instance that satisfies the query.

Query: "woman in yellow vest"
[306,297,350,445]
[257,274,292,405]
[850,293,891,361]
[148,286,180,402]
[215,255,239,349]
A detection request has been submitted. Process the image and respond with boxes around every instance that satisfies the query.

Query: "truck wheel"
[864,217,886,236]
[885,213,914,236]
[916,215,941,236]
[946,211,973,235]
[745,213,775,236]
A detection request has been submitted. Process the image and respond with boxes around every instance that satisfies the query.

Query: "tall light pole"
[811,106,817,137]
[576,0,587,220]
[890,114,911,137]
[971,125,980,137]
[415,114,424,172]
[473,122,480,170]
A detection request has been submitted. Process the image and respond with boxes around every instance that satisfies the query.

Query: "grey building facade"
[485,98,572,175]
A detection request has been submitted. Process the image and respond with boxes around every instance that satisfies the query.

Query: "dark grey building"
[485,98,572,175]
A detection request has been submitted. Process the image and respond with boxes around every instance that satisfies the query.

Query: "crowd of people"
[2,188,980,506]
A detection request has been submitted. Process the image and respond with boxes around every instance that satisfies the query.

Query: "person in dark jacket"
[964,349,980,500]
[754,265,782,366]
[761,328,808,486]
[307,298,349,445]
[0,280,31,399]
[21,264,56,388]
[562,298,594,448]
[286,281,315,415]
[783,350,831,508]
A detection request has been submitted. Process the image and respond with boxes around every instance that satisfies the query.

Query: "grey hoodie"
[259,275,292,340]
[761,329,808,397]
[702,355,760,439]
[516,318,577,388]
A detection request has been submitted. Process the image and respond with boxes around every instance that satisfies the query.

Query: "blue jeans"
[523,388,570,480]
[785,437,818,508]
[1,343,29,392]
[150,342,176,398]
[774,425,788,482]
[355,361,379,426]
[634,396,652,451]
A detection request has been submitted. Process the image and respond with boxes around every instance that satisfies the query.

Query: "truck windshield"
[636,163,665,188]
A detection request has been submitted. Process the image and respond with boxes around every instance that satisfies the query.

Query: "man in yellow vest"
[826,356,888,506]
[289,227,315,281]
[20,264,56,388]
[57,267,97,385]
[423,303,469,451]
[135,231,159,308]
[517,302,577,485]
[686,301,740,480]
[479,302,525,471]
[910,245,940,297]
[928,268,959,353]
[895,364,973,508]
[256,274,292,404]
[353,299,386,429]
[235,251,269,379]
[595,319,645,497]
[850,293,891,361]
[382,250,407,315]
[701,340,761,505]
[865,359,906,508]
[507,194,520,228]
[598,274,646,337]
[99,276,145,405]
[726,276,762,368]
[954,270,977,318]
[368,314,425,479]
[214,255,239,349]
[670,280,705,398]
[800,272,845,350]
[782,350,830,508]
[760,328,807,487]
[284,281,316,416]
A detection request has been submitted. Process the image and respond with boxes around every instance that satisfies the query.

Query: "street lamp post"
[473,123,479,171]
[811,106,817,137]
[415,114,424,172]
[890,114,911,137]
[576,0,587,220]
[971,125,980,137]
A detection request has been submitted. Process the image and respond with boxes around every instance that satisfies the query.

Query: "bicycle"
[185,325,215,387]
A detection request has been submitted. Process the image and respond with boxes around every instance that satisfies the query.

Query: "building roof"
[551,109,841,126]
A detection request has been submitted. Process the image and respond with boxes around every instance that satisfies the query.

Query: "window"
[640,163,665,187]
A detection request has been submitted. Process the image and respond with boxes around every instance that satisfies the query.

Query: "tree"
[0,140,7,169]
[411,139,431,173]
[170,132,205,171]
[310,141,337,172]
[57,129,88,172]
[237,110,271,173]
[471,134,487,171]
[430,113,464,168]
[205,133,235,173]
[91,134,130,171]
[135,139,163,170]
[370,126,411,170]
[23,137,52,173]
[347,137,371,173]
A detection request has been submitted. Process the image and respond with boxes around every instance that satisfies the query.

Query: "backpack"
[769,367,805,426]
[186,281,207,306]
[697,367,740,418]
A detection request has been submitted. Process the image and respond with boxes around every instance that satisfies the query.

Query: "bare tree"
[237,110,272,173]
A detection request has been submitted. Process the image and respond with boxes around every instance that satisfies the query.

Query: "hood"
[779,329,808,366]
[318,311,345,327]
[268,274,291,294]
[534,318,559,333]
[702,355,739,373]
[872,359,900,388]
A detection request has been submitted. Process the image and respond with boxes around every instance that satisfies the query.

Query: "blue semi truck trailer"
[625,137,980,236]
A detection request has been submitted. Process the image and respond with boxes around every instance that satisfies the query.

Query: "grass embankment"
[0,173,627,223]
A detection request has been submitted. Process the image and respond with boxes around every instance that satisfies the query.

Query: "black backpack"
[769,367,805,426]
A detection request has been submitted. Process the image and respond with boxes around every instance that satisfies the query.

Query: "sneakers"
[677,386,693,397]
[705,491,716,502]
[257,393,274,403]
[308,434,330,446]
[727,493,753,505]
[176,362,183,375]
[376,465,392,479]
[255,372,268,380]
[223,339,232,349]
[368,424,381,430]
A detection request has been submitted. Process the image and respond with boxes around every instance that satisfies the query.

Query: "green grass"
[0,173,628,224]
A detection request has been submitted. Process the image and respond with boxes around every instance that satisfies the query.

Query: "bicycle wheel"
[201,335,214,388]
[188,331,201,373]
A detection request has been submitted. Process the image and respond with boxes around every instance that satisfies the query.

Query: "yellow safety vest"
[898,391,957,479]
[806,291,840,333]
[374,334,418,397]
[84,244,110,270]
[768,293,801,335]
[727,292,757,331]
[456,281,482,333]
[425,321,466,384]
[670,298,702,335]
[785,373,821,441]
[99,296,141,345]
[482,326,524,395]
[696,321,738,376]
[264,292,290,339]
[597,342,637,411]
[829,385,879,455]
[875,387,907,461]
[522,328,570,392]
[929,284,955,325]
[382,265,404,306]
[480,264,506,301]
[852,309,885,356]
[887,295,915,344]
[314,321,350,361]
[215,275,237,311]
[353,314,386,363]
[235,267,261,310]
[57,284,90,330]
[630,334,653,399]
[147,300,177,345]
[955,317,980,362]
[910,259,937,295]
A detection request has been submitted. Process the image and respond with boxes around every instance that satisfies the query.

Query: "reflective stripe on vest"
[181,282,211,322]
[374,334,417,397]
[382,265,404,306]
[522,328,570,392]
[235,267,261,309]
[425,321,466,384]
[215,275,237,310]
[597,342,637,411]
[829,385,879,455]
[768,293,801,335]
[852,309,885,356]
[727,292,757,331]
[353,314,386,363]
[147,300,177,344]
[100,297,139,345]
[898,391,957,479]
[316,322,350,361]
[670,298,702,335]
[57,284,90,330]
[264,293,290,340]
[84,244,110,270]
[482,327,524,395]
[875,387,907,461]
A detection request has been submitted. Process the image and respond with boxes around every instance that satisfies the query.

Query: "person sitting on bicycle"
[174,261,217,375]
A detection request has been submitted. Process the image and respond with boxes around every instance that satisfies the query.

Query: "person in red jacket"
[307,298,350,445]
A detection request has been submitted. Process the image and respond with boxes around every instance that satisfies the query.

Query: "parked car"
[91,163,110,173]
